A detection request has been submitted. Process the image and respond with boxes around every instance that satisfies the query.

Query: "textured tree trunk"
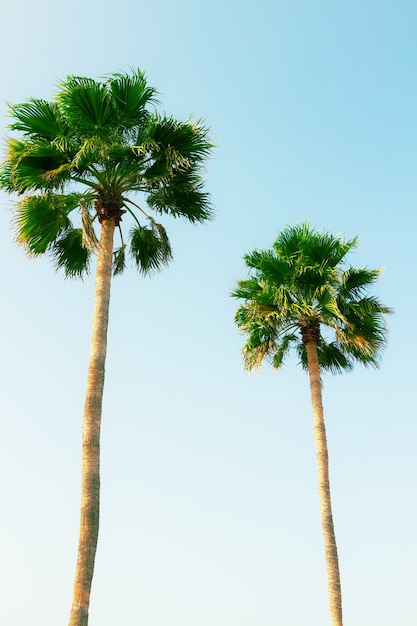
[68,219,115,626]
[305,341,343,626]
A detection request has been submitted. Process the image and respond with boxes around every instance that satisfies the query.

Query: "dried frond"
[80,199,99,251]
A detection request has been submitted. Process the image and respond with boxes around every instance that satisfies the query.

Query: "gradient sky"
[0,1,416,625]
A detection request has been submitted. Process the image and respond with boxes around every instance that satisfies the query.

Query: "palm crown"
[0,69,213,277]
[232,223,392,373]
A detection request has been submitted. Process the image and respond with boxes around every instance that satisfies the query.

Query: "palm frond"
[271,333,299,369]
[130,222,172,275]
[80,200,99,251]
[317,287,347,324]
[258,254,291,288]
[7,99,66,140]
[51,228,90,277]
[308,231,357,268]
[231,277,264,301]
[2,137,72,192]
[58,76,115,135]
[234,304,279,371]
[0,160,14,192]
[14,194,74,254]
[149,219,172,260]
[145,115,212,163]
[336,295,392,366]
[112,244,127,276]
[339,267,381,299]
[242,328,276,371]
[243,339,274,371]
[146,167,213,222]
[242,248,266,270]
[108,69,157,128]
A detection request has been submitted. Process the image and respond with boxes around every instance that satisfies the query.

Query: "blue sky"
[0,1,416,625]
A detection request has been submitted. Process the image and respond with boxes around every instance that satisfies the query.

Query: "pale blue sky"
[0,1,416,625]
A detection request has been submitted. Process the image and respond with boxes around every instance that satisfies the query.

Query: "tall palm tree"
[231,223,391,626]
[0,69,213,626]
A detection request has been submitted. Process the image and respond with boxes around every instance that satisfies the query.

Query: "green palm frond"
[274,222,357,269]
[242,326,277,371]
[3,137,71,192]
[242,249,266,270]
[146,167,213,222]
[109,70,157,128]
[15,194,75,254]
[130,222,172,274]
[243,340,274,371]
[271,333,299,369]
[250,251,290,287]
[231,277,265,302]
[58,76,115,135]
[12,158,67,192]
[8,99,66,140]
[339,267,381,299]
[145,115,212,162]
[234,304,281,371]
[0,160,14,192]
[140,153,170,180]
[307,231,357,268]
[51,228,91,278]
[139,116,212,189]
[317,288,346,323]
[336,295,391,365]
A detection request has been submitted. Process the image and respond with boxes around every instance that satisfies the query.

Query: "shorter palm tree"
[231,223,391,626]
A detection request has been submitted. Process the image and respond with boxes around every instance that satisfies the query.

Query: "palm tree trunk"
[305,341,343,626]
[69,219,115,626]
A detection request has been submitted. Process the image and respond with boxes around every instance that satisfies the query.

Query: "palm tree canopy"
[232,223,392,373]
[0,69,213,277]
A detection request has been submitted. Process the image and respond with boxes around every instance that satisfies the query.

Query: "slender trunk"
[68,219,115,626]
[305,341,343,626]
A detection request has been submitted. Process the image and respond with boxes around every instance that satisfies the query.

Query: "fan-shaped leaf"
[52,228,90,277]
[58,76,115,133]
[8,99,66,140]
[147,168,212,222]
[15,194,74,254]
[146,116,212,161]
[130,223,172,275]
[109,70,157,127]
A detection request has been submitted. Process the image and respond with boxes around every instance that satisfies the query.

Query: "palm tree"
[0,69,213,626]
[231,223,391,626]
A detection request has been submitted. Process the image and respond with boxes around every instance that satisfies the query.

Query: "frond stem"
[123,198,162,230]
[123,196,153,220]
[71,176,98,189]
[118,224,124,247]
[123,204,142,227]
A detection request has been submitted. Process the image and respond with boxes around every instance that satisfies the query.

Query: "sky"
[0,1,416,625]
